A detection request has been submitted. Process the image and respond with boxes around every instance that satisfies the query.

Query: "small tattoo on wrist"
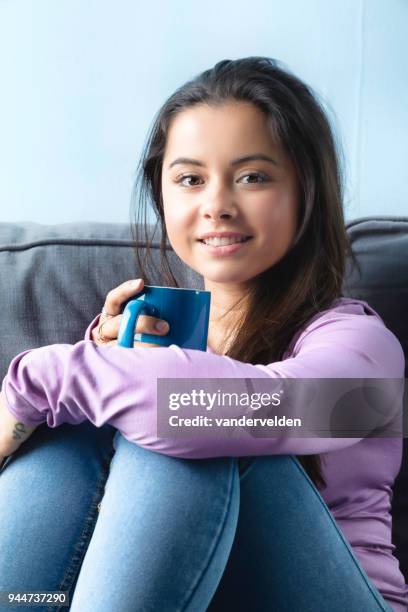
[12,422,27,441]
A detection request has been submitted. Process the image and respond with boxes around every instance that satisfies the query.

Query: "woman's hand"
[0,390,38,463]
[92,278,170,348]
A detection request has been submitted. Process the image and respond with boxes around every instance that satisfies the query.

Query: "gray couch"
[0,217,407,582]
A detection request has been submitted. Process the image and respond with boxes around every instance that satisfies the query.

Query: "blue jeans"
[0,422,393,612]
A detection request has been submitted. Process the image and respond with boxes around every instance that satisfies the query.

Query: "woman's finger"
[93,279,170,346]
[92,315,122,344]
[96,314,170,343]
[102,278,145,317]
[135,315,170,336]
[92,278,145,345]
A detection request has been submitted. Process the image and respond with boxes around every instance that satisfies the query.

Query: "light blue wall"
[0,0,406,224]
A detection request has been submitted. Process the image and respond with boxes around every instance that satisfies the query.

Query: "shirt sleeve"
[84,314,101,341]
[1,311,405,459]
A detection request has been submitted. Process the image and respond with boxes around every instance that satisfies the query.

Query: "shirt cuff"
[84,314,101,341]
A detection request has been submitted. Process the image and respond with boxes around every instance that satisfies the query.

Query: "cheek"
[163,186,196,240]
[255,197,296,229]
[163,205,195,263]
[254,195,299,252]
[164,206,191,238]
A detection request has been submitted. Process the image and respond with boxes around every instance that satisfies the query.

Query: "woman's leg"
[207,455,394,612]
[12,428,389,612]
[0,421,116,612]
[70,433,240,612]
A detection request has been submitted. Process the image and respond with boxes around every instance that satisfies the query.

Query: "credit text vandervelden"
[166,389,302,429]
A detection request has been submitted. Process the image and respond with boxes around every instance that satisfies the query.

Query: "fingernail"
[130,279,141,287]
[155,321,169,333]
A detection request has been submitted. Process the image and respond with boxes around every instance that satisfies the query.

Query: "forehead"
[163,101,283,162]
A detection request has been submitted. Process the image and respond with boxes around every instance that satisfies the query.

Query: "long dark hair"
[130,56,360,490]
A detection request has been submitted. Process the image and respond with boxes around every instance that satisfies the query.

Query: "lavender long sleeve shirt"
[2,297,407,610]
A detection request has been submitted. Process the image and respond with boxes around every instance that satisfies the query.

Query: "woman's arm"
[0,391,38,462]
[0,314,99,459]
[1,311,405,458]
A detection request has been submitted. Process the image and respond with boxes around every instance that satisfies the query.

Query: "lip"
[197,231,252,240]
[198,236,253,257]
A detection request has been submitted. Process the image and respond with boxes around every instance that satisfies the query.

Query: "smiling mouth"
[198,236,253,246]
[196,237,253,258]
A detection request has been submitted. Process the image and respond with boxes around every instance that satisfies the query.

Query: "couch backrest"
[342,216,408,374]
[340,216,408,581]
[0,216,407,579]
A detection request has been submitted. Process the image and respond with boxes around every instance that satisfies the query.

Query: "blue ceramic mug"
[117,285,211,351]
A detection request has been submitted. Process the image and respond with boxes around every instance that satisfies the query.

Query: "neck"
[204,279,251,353]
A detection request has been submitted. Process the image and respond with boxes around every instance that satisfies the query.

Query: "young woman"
[0,57,407,612]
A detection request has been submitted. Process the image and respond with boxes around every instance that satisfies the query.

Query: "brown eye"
[175,174,202,187]
[174,172,270,187]
[239,173,269,184]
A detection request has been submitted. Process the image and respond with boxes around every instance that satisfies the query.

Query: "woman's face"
[161,101,300,289]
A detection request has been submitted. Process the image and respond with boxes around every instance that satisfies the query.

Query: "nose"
[201,184,238,220]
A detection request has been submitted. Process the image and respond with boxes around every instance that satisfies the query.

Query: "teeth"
[202,236,248,246]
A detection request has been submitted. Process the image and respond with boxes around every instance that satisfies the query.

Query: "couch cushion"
[343,216,408,373]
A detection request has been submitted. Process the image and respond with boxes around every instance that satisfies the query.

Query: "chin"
[199,269,254,284]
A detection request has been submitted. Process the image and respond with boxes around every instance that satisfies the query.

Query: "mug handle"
[117,299,159,347]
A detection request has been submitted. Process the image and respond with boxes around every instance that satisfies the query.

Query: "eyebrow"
[167,154,279,170]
